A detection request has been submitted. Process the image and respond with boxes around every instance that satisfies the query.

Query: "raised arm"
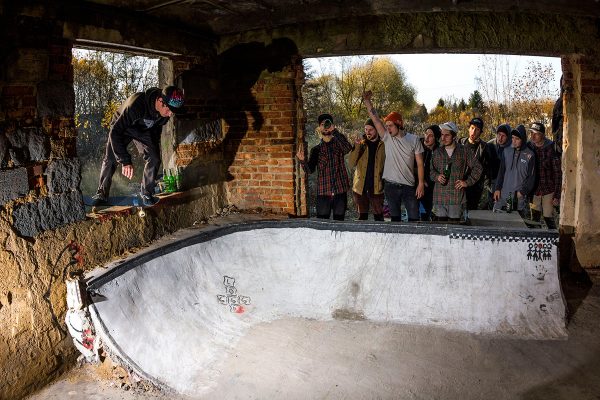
[332,129,353,154]
[362,91,387,139]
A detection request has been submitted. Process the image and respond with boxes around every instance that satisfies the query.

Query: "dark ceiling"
[81,0,600,37]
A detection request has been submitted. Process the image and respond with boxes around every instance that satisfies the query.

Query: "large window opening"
[72,48,160,198]
[302,53,562,225]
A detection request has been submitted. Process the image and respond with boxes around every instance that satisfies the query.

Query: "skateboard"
[83,195,158,217]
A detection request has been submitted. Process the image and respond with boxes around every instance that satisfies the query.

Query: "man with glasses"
[91,85,185,207]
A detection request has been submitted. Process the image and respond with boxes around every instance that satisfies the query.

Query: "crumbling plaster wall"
[0,185,226,400]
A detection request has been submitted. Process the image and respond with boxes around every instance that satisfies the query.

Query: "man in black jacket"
[459,117,493,212]
[91,86,185,206]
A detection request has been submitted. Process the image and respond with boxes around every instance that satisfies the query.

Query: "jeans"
[316,193,347,220]
[384,180,419,221]
[97,132,161,197]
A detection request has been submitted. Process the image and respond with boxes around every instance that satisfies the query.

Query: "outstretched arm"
[362,91,387,139]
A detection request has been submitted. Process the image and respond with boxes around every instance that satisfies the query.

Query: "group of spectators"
[297,91,562,228]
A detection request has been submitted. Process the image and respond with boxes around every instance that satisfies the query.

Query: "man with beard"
[362,91,425,222]
[348,118,386,221]
[459,117,493,212]
[296,113,353,220]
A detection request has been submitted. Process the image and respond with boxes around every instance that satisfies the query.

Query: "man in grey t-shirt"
[363,91,425,221]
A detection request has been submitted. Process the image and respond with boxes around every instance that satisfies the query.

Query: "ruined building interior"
[1,1,600,399]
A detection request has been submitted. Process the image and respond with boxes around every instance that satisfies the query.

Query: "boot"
[531,210,542,223]
[374,213,384,221]
[358,213,368,220]
[544,217,557,230]
[391,216,402,222]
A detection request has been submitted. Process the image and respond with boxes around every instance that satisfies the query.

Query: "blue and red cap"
[161,86,185,114]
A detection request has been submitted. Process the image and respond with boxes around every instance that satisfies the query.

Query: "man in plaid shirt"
[296,113,353,220]
[430,122,483,221]
[527,122,561,229]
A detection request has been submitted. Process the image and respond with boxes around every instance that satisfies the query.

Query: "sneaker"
[140,193,159,207]
[90,193,108,206]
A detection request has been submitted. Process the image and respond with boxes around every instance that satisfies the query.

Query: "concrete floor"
[29,268,599,400]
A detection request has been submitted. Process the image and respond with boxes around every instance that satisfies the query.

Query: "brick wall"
[225,60,304,214]
[169,46,306,215]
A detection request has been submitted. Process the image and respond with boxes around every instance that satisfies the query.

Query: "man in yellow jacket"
[348,118,386,221]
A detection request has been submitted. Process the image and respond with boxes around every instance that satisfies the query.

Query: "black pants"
[316,193,347,221]
[465,184,484,210]
[97,132,161,197]
[419,183,434,221]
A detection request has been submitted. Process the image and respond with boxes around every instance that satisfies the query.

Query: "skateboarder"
[91,85,185,207]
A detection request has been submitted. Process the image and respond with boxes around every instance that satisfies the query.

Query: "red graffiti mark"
[235,305,245,314]
[82,329,94,349]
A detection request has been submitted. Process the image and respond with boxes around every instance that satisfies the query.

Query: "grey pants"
[97,132,161,197]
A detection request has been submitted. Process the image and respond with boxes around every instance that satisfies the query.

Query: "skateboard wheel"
[138,208,146,218]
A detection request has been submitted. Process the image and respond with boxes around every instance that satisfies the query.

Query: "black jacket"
[109,87,169,165]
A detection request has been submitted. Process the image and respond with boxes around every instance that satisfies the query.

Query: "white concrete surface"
[88,224,566,395]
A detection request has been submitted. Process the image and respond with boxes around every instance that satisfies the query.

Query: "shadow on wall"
[218,38,299,181]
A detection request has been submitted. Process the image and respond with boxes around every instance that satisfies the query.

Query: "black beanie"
[496,124,511,135]
[365,118,376,129]
[511,124,527,142]
[317,113,333,124]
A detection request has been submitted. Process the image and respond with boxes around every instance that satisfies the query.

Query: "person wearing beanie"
[459,117,494,213]
[296,113,353,220]
[419,125,441,220]
[430,122,483,222]
[527,122,561,229]
[348,118,386,221]
[493,124,536,216]
[362,90,425,222]
[487,123,512,208]
[91,85,185,207]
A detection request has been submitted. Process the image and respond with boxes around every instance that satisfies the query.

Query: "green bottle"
[506,192,513,213]
[443,162,452,185]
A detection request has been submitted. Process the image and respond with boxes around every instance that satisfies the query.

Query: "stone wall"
[561,55,600,268]
[0,11,226,400]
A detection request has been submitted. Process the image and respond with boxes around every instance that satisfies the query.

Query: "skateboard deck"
[83,195,158,216]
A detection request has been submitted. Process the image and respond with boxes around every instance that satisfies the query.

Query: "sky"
[304,54,562,112]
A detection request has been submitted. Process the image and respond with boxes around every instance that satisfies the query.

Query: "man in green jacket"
[348,118,386,221]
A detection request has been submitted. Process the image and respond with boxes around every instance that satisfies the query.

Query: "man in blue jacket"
[91,86,185,207]
[493,125,536,216]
